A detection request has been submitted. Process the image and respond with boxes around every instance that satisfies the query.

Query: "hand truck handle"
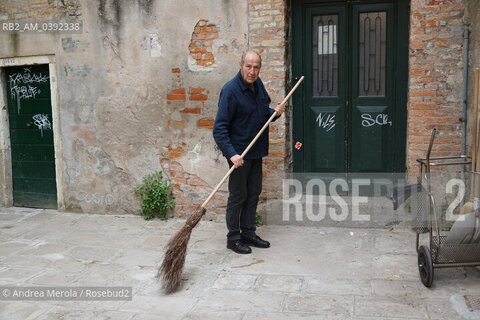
[426,128,437,161]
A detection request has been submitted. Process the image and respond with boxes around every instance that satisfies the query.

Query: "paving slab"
[0,207,479,319]
[243,312,329,320]
[37,307,134,320]
[288,293,354,315]
[195,288,286,312]
[0,267,44,283]
[183,309,244,320]
[304,277,372,296]
[0,241,34,257]
[255,274,303,292]
[0,301,52,320]
[212,273,258,291]
[354,295,428,318]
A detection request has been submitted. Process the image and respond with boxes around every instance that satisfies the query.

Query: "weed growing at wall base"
[255,212,263,227]
[133,171,175,220]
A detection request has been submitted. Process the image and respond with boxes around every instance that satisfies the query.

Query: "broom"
[159,76,305,293]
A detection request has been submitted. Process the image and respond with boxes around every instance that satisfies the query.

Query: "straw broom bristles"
[158,206,206,293]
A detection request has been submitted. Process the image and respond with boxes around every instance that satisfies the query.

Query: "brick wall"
[408,0,465,173]
[161,158,227,218]
[248,0,287,204]
[167,0,288,219]
[163,67,226,218]
[0,0,81,21]
[189,20,219,68]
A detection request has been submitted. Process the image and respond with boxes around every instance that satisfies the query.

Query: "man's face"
[240,53,261,85]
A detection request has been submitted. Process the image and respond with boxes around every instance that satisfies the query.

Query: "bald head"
[240,50,262,67]
[240,51,262,84]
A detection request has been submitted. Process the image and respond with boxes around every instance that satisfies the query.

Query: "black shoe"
[242,235,270,248]
[227,240,252,254]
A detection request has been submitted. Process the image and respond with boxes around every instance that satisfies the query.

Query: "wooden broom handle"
[201,76,305,208]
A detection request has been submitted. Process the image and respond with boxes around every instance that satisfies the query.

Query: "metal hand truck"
[413,128,480,287]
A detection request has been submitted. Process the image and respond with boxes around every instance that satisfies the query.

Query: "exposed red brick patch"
[268,152,285,157]
[172,88,185,94]
[197,118,214,129]
[172,178,187,185]
[180,107,202,114]
[407,0,464,174]
[169,146,183,158]
[167,93,186,101]
[189,20,219,67]
[167,68,187,104]
[188,88,208,106]
[248,0,287,198]
[188,177,209,186]
[189,94,208,101]
[190,88,204,94]
[427,0,454,4]
[160,159,227,218]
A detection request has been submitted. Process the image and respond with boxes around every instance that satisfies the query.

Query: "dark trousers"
[226,158,262,241]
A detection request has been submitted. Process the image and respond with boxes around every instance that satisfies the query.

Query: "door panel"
[350,4,395,173]
[352,105,390,171]
[301,5,347,174]
[306,106,344,172]
[5,64,57,208]
[292,0,408,174]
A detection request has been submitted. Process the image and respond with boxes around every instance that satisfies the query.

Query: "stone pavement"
[1,207,480,320]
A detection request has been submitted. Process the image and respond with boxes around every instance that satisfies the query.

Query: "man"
[213,50,285,254]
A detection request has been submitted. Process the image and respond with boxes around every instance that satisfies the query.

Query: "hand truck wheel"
[418,245,434,287]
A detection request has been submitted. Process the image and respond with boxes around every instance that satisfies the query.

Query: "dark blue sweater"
[213,71,277,160]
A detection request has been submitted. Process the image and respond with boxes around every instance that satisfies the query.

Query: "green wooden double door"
[292,0,409,175]
[5,64,57,208]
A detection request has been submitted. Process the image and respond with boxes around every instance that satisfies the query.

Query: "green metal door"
[292,0,409,175]
[6,64,57,208]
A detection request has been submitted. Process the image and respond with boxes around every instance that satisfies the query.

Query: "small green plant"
[403,198,412,213]
[255,212,263,226]
[385,220,401,231]
[133,171,175,220]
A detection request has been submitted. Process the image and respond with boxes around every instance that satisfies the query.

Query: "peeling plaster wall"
[0,0,248,216]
